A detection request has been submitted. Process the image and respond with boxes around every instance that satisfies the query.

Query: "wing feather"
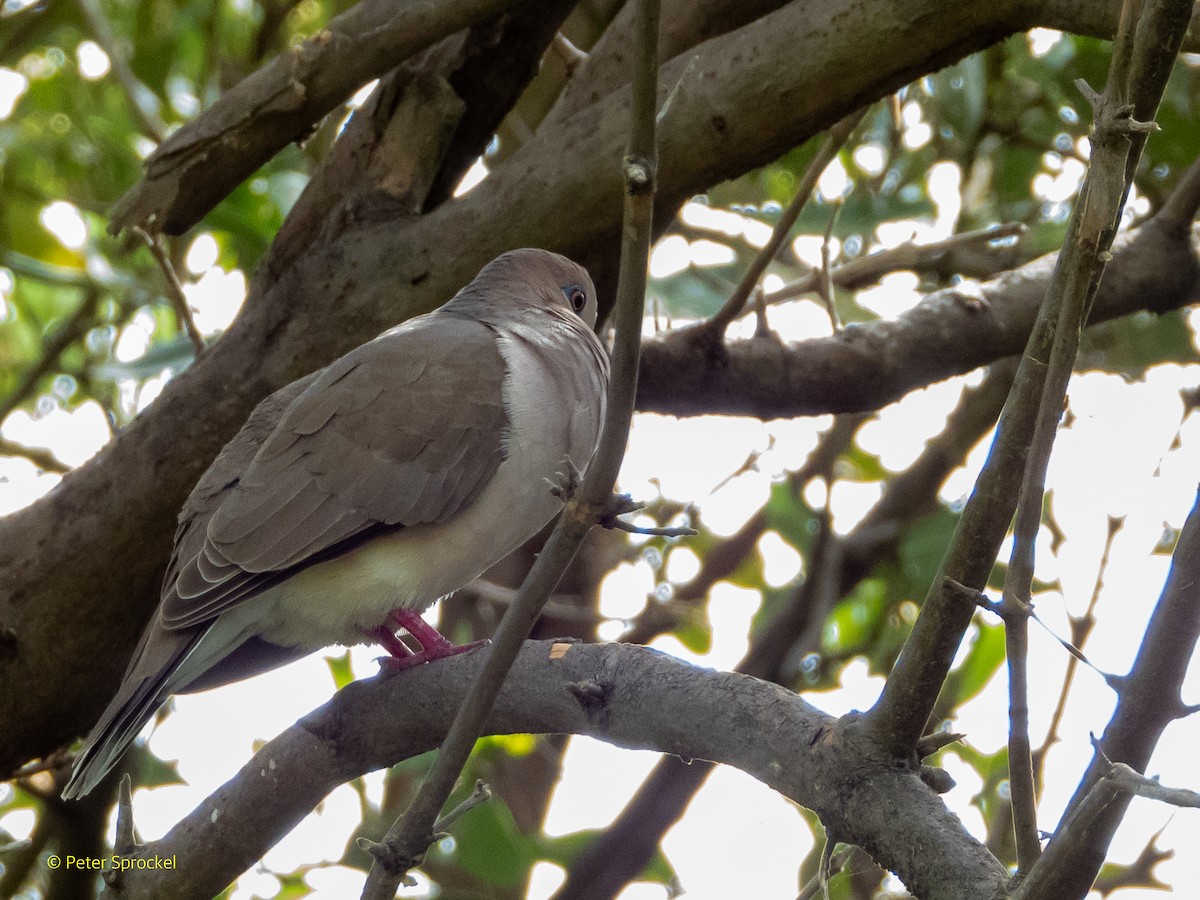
[159,313,508,629]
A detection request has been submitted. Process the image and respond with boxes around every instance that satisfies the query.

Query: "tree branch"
[766,222,1026,305]
[109,0,529,236]
[638,213,1200,419]
[99,641,1008,900]
[554,360,1017,899]
[1015,486,1200,895]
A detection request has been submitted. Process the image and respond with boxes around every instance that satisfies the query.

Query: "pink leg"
[370,625,414,660]
[375,609,488,673]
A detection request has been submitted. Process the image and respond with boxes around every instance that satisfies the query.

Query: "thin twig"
[1,288,100,424]
[132,228,205,354]
[767,222,1025,305]
[817,199,843,331]
[1033,516,1122,792]
[700,108,866,337]
[355,3,661,896]
[0,437,69,474]
[70,0,166,142]
[1015,760,1200,900]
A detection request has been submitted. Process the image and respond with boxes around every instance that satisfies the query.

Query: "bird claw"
[377,639,490,673]
[546,457,584,501]
[371,608,489,673]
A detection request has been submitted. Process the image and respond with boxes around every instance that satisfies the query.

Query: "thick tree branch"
[109,0,529,236]
[100,641,1008,900]
[638,214,1200,419]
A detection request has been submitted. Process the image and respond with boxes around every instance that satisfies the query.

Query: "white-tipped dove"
[64,248,609,799]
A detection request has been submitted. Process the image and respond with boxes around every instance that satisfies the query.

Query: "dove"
[64,248,609,799]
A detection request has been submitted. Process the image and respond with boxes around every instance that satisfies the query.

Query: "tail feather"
[62,626,201,799]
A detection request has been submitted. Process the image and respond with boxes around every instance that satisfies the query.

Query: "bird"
[63,248,609,799]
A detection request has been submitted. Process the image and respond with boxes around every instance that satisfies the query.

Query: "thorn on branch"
[434,780,492,833]
[597,493,697,537]
[915,730,966,758]
[943,577,1000,615]
[1074,78,1158,136]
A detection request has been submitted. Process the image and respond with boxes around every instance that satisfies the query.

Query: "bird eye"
[567,287,587,313]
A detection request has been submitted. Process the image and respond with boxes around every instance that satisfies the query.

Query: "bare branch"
[110,0,528,236]
[556,361,1015,899]
[1,288,100,424]
[70,0,167,141]
[132,229,205,354]
[700,109,865,336]
[767,223,1026,305]
[0,438,69,475]
[101,641,1008,900]
[1017,485,1200,895]
[639,215,1199,419]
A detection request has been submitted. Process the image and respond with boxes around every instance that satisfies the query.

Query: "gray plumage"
[64,248,608,799]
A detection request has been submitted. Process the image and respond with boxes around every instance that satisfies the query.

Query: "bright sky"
[3,135,1199,898]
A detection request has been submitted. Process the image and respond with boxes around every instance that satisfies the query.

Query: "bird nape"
[63,248,610,800]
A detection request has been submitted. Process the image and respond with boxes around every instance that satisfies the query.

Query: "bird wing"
[159,312,509,630]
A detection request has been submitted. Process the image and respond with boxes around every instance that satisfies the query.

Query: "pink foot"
[371,609,489,672]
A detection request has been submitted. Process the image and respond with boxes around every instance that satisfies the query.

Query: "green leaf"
[899,505,959,590]
[324,651,354,690]
[945,621,1006,706]
[822,578,887,653]
[1079,310,1200,375]
[672,610,713,654]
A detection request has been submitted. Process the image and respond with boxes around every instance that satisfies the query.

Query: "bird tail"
[61,624,204,800]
